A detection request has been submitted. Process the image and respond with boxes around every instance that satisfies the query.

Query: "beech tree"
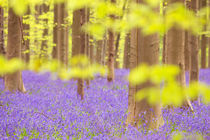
[200,0,207,69]
[72,10,81,57]
[126,0,164,129]
[165,0,193,110]
[4,8,25,93]
[0,7,5,56]
[77,8,86,100]
[123,33,130,69]
[40,3,49,60]
[189,0,199,104]
[107,0,116,82]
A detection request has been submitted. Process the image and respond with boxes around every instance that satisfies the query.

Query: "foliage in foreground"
[0,69,209,139]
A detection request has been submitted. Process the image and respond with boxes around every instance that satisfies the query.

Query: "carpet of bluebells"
[0,69,209,140]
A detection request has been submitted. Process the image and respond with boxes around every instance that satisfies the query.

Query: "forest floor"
[0,69,209,140]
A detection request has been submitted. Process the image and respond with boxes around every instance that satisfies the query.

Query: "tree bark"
[201,34,207,68]
[0,7,5,56]
[4,8,26,93]
[96,40,103,64]
[126,29,137,127]
[57,3,66,65]
[123,33,130,69]
[77,8,86,100]
[200,0,207,69]
[52,4,58,59]
[107,0,116,82]
[165,0,193,110]
[184,0,191,71]
[190,0,199,83]
[40,4,49,60]
[126,0,164,130]
[72,10,81,57]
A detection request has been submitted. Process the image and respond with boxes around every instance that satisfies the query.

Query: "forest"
[0,0,210,139]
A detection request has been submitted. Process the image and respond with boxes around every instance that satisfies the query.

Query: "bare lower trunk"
[72,10,81,57]
[40,4,49,60]
[123,33,130,69]
[126,28,138,127]
[5,8,26,93]
[52,4,58,59]
[184,31,190,70]
[107,30,115,82]
[115,33,120,68]
[201,35,207,68]
[189,0,200,104]
[107,0,116,82]
[96,40,103,64]
[77,8,86,100]
[0,7,5,56]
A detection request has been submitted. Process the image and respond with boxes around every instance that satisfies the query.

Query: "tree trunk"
[165,0,193,110]
[64,9,69,67]
[52,4,58,59]
[115,33,120,68]
[201,34,207,68]
[200,0,207,69]
[190,0,199,85]
[0,7,5,56]
[89,36,94,63]
[123,33,130,69]
[126,0,164,129]
[77,8,86,100]
[107,0,116,82]
[72,10,81,57]
[4,8,26,93]
[126,29,137,127]
[96,40,103,64]
[184,0,191,71]
[40,4,49,60]
[57,3,66,65]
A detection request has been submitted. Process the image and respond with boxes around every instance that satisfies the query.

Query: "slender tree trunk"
[52,4,58,59]
[57,3,66,65]
[0,7,5,79]
[123,33,130,69]
[115,34,120,68]
[0,7,5,56]
[102,34,107,65]
[96,40,103,64]
[40,4,49,60]
[64,9,69,67]
[200,0,207,69]
[184,0,191,71]
[162,1,167,64]
[72,10,81,57]
[89,36,94,63]
[77,8,86,100]
[4,8,26,93]
[107,0,116,82]
[201,34,207,68]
